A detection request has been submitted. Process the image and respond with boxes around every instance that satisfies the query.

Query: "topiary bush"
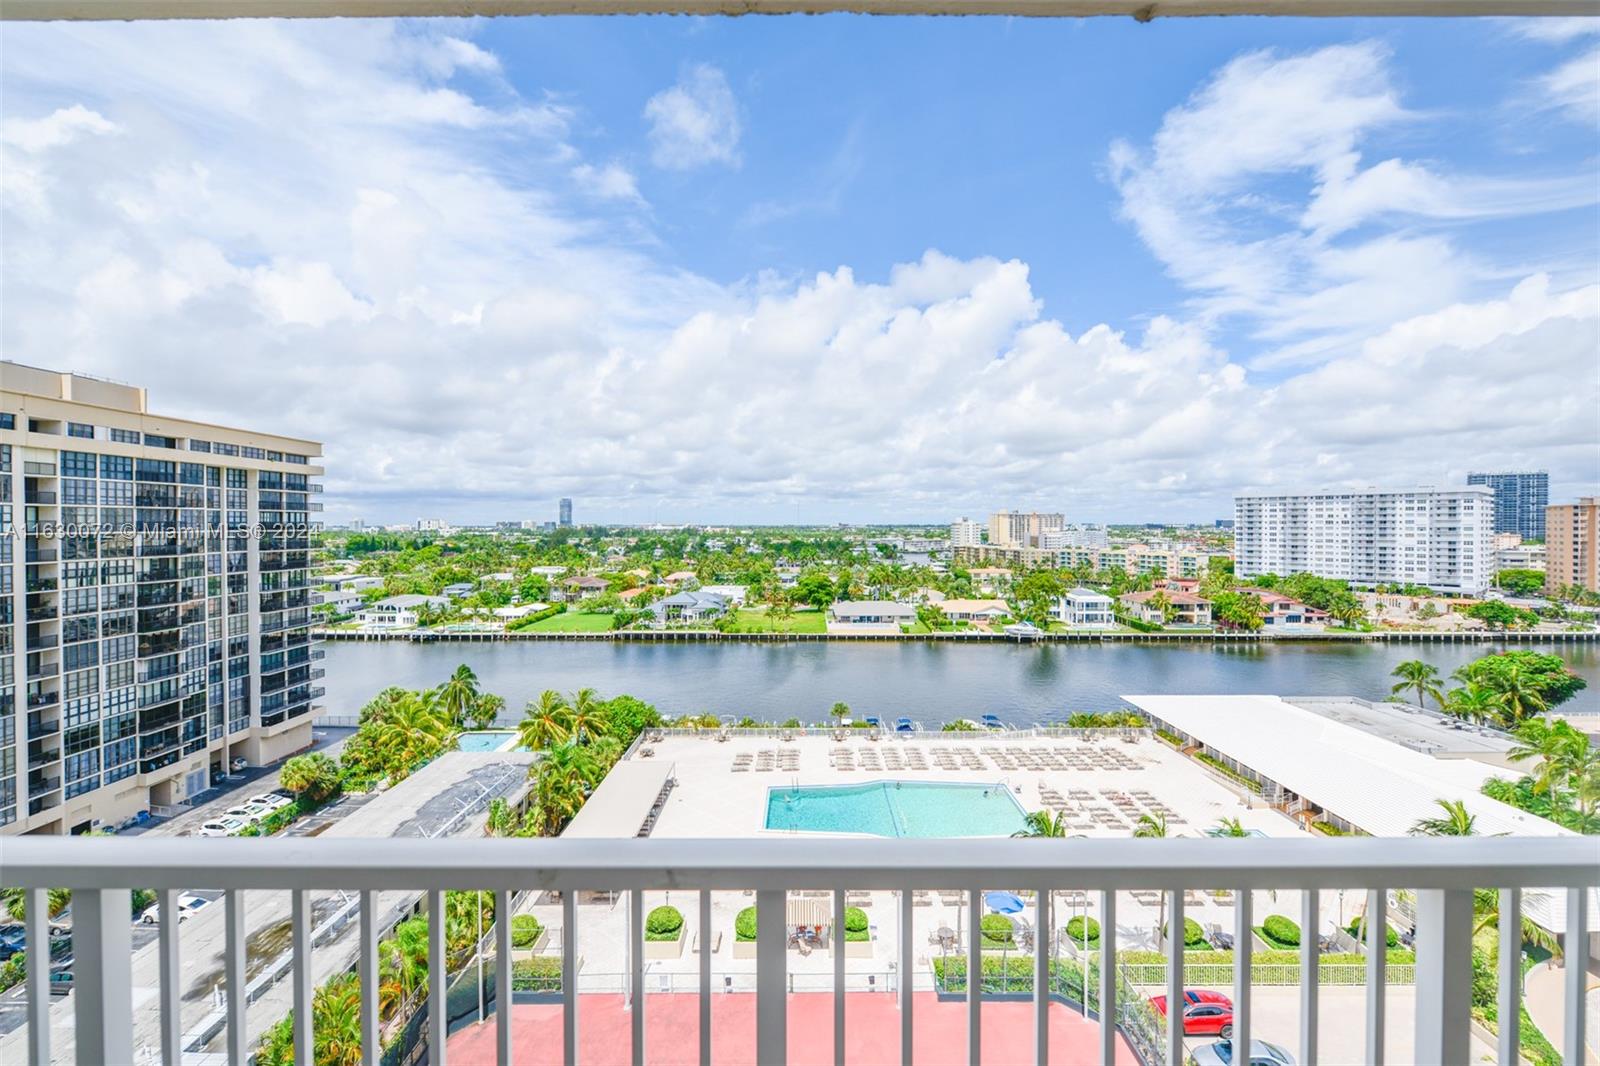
[843,906,870,942]
[980,914,1015,948]
[1162,917,1207,948]
[735,906,758,942]
[1348,917,1400,949]
[1261,914,1300,948]
[1064,915,1101,945]
[645,905,683,941]
[511,914,543,948]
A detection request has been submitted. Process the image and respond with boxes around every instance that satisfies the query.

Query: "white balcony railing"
[3,835,1596,1066]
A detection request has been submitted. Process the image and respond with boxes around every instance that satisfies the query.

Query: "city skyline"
[2,18,1596,524]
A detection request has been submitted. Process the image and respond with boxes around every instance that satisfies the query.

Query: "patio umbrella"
[984,891,1025,915]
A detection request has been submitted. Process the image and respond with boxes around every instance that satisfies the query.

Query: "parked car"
[1152,989,1237,1037]
[139,894,209,925]
[1187,1039,1296,1066]
[223,802,271,824]
[248,792,294,812]
[48,967,73,996]
[197,816,246,837]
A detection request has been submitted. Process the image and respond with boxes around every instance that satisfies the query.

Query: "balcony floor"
[446,991,1139,1065]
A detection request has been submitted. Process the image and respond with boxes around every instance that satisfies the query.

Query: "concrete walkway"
[1525,960,1600,1065]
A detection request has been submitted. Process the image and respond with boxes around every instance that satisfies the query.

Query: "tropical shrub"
[1162,917,1207,948]
[844,906,870,942]
[1064,915,1101,946]
[735,906,758,942]
[980,914,1015,948]
[511,914,544,948]
[1348,917,1400,948]
[511,956,563,992]
[1260,914,1300,948]
[645,906,684,941]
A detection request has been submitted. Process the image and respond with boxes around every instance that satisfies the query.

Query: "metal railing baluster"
[834,888,847,1066]
[900,888,914,1066]
[630,888,645,1066]
[26,888,49,1066]
[968,887,982,1066]
[1364,887,1385,1066]
[566,890,581,1066]
[1496,888,1520,1066]
[159,889,181,1066]
[360,889,379,1066]
[1234,887,1251,1057]
[1166,889,1184,1066]
[496,888,513,1066]
[1299,888,1318,1066]
[1564,886,1588,1066]
[227,889,248,1066]
[1098,890,1116,1066]
[1033,886,1049,1066]
[427,890,445,1066]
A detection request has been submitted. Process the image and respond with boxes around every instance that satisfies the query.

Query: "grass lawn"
[723,608,828,634]
[523,611,616,633]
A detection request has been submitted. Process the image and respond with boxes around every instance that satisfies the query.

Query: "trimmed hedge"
[511,956,562,991]
[1348,917,1401,949]
[1118,948,1416,986]
[735,906,758,942]
[1260,914,1300,949]
[932,954,1089,997]
[1064,915,1101,947]
[511,914,543,948]
[844,906,870,943]
[507,603,566,631]
[1161,917,1208,949]
[645,906,683,942]
[980,914,1015,948]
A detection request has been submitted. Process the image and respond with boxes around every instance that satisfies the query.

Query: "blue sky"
[2,15,1597,523]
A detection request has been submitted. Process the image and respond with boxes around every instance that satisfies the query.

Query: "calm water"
[765,782,1029,838]
[321,639,1600,723]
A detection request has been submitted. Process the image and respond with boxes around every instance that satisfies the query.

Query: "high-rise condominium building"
[1545,497,1599,593]
[949,517,983,547]
[1233,487,1494,594]
[1039,524,1110,550]
[987,510,1064,548]
[559,497,573,527]
[1,363,323,836]
[1467,471,1549,541]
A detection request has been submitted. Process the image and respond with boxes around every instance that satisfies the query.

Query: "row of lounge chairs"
[731,749,801,772]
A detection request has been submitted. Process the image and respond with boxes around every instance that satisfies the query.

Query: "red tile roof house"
[1244,589,1330,628]
[1118,589,1213,626]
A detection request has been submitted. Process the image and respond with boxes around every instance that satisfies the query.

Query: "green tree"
[1408,798,1477,837]
[1442,683,1508,725]
[830,701,851,725]
[279,752,340,803]
[469,692,506,731]
[438,663,481,726]
[518,690,571,751]
[1390,660,1444,709]
[563,687,610,744]
[1013,810,1069,837]
[1466,601,1522,631]
[1212,816,1250,838]
[793,570,839,609]
[1496,569,1547,596]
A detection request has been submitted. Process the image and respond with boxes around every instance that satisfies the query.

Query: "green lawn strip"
[525,611,615,632]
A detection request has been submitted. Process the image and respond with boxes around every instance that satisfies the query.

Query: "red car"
[1151,990,1236,1038]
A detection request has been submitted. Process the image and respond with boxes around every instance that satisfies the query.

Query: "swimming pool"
[456,730,520,753]
[764,781,1028,838]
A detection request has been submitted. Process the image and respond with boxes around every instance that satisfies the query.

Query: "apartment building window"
[0,444,9,472]
[61,450,96,478]
[242,446,264,460]
[0,413,13,430]
[67,422,94,439]
[63,668,99,700]
[63,642,99,672]
[226,468,246,489]
[61,588,98,615]
[143,434,176,449]
[100,454,132,480]
[189,440,212,453]
[61,479,96,505]
[61,616,97,644]
[285,453,308,464]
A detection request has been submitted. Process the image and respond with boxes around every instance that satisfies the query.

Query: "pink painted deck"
[446,991,1139,1065]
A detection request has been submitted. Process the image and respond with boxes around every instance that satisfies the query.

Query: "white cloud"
[2,104,117,152]
[1110,41,1597,366]
[643,64,741,171]
[572,161,645,205]
[1538,45,1600,123]
[1,23,1595,523]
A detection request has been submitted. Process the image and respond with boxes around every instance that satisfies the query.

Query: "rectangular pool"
[457,730,519,753]
[764,781,1028,838]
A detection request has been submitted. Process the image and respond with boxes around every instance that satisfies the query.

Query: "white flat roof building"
[1233,486,1495,594]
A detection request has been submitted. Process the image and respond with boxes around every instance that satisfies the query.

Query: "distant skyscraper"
[949,517,983,547]
[1546,497,1599,593]
[1467,472,1549,540]
[987,511,1064,548]
[559,498,573,527]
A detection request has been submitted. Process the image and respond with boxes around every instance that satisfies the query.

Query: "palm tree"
[1408,798,1477,837]
[1442,683,1508,726]
[1013,810,1069,838]
[374,692,450,782]
[1148,590,1173,624]
[563,687,610,744]
[1497,660,1550,723]
[1473,888,1562,960]
[1508,720,1588,811]
[438,663,481,727]
[1133,812,1169,839]
[830,702,851,725]
[378,917,430,1019]
[1390,660,1444,709]
[470,692,506,731]
[518,690,570,751]
[1212,816,1249,838]
[313,973,364,1066]
[531,743,598,834]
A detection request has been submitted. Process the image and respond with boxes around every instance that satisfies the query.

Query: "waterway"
[321,639,1600,724]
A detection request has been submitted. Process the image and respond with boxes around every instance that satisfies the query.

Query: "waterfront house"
[357,594,448,628]
[828,600,917,627]
[319,589,364,616]
[649,591,729,626]
[938,598,1010,625]
[1119,589,1213,626]
[441,582,475,599]
[701,584,749,605]
[968,566,1012,594]
[1247,589,1329,629]
[562,575,611,602]
[1051,588,1116,628]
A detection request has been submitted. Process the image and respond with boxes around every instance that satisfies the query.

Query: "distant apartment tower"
[1039,524,1109,551]
[949,517,983,548]
[1467,471,1548,541]
[1545,497,1599,593]
[987,511,1064,548]
[559,498,573,527]
[1,363,324,836]
[1234,487,1494,594]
